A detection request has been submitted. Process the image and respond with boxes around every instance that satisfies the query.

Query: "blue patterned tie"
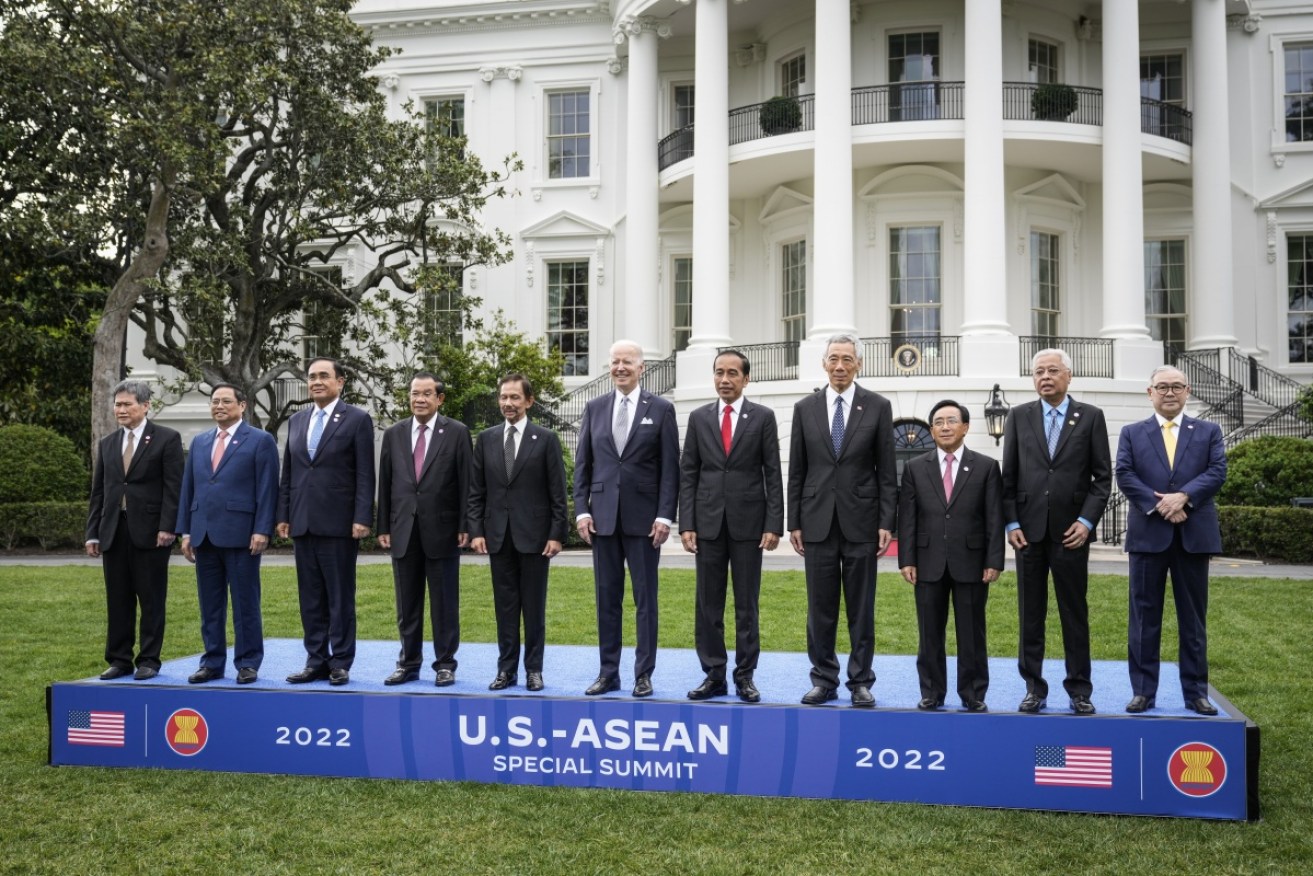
[308,409,327,460]
[1046,409,1061,459]
[831,397,845,457]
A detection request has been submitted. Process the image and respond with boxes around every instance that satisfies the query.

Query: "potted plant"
[1031,82,1078,121]
[759,94,802,135]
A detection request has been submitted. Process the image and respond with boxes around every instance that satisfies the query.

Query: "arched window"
[893,418,933,487]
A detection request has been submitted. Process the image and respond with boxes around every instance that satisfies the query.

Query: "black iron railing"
[1223,400,1313,446]
[851,81,965,125]
[727,342,801,382]
[555,355,677,428]
[1227,347,1306,408]
[860,335,960,377]
[1002,81,1103,126]
[657,125,694,171]
[1018,336,1114,378]
[1141,97,1193,145]
[729,94,816,146]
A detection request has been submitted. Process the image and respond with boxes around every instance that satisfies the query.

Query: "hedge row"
[0,502,87,550]
[1218,505,1313,564]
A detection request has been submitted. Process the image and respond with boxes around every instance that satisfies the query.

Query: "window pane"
[547,260,590,375]
[547,89,591,178]
[889,226,941,341]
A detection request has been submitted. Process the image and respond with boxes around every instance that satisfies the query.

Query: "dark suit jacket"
[277,401,375,537]
[573,389,679,537]
[176,422,280,548]
[679,399,784,540]
[1001,398,1112,541]
[787,385,896,542]
[897,447,1005,581]
[1116,415,1226,554]
[376,413,471,558]
[86,421,184,549]
[468,421,568,553]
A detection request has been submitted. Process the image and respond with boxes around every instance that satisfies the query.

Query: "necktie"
[414,423,428,480]
[831,397,845,457]
[614,396,631,456]
[504,423,517,478]
[121,430,134,509]
[1046,409,1061,459]
[211,430,227,472]
[943,452,955,502]
[721,405,733,456]
[308,409,326,460]
[1162,421,1177,470]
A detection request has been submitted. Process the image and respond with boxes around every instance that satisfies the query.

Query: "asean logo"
[165,708,209,757]
[1167,742,1226,797]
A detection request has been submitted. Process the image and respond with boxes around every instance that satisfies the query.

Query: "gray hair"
[112,379,153,404]
[824,332,864,363]
[1031,348,1073,372]
[609,339,645,364]
[1149,365,1187,384]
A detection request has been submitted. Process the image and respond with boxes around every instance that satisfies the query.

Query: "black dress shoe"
[526,672,544,692]
[687,677,728,700]
[1126,695,1155,713]
[133,666,159,681]
[329,668,349,686]
[962,700,988,712]
[917,697,944,710]
[434,669,456,687]
[585,675,620,696]
[736,679,761,703]
[801,685,838,705]
[1186,697,1219,716]
[99,666,131,680]
[1070,695,1096,715]
[188,666,224,684]
[488,672,517,691]
[1018,693,1046,713]
[632,674,654,698]
[286,666,330,684]
[850,685,875,708]
[384,668,419,686]
[236,667,258,685]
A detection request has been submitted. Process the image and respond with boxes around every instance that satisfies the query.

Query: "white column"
[807,0,855,338]
[688,0,731,350]
[1188,0,1238,349]
[1101,0,1151,342]
[619,18,665,358]
[960,0,1009,336]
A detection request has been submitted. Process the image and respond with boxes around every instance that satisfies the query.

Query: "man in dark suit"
[376,372,470,687]
[85,379,183,680]
[574,339,679,698]
[468,373,568,692]
[176,383,280,684]
[898,400,1004,712]
[1002,348,1111,715]
[679,350,783,703]
[1116,366,1227,715]
[277,357,375,686]
[788,333,896,707]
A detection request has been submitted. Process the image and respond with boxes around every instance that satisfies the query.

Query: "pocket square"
[641,417,654,425]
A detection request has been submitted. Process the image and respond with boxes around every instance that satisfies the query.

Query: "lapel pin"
[963,465,971,472]
[856,405,863,411]
[531,434,538,440]
[1068,419,1076,426]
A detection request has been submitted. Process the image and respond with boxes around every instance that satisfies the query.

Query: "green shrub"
[1220,505,1313,563]
[1032,82,1078,120]
[759,95,802,135]
[0,424,88,503]
[0,501,86,550]
[1218,435,1313,507]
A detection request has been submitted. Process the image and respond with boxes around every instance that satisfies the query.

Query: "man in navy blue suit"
[574,340,679,697]
[1116,366,1227,716]
[277,357,376,686]
[177,383,280,684]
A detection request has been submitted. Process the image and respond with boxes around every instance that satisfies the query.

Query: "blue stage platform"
[48,639,1258,820]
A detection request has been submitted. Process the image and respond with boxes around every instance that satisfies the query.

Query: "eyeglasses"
[1032,367,1069,378]
[1152,383,1188,395]
[931,418,963,427]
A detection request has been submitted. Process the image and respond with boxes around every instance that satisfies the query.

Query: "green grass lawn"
[2,562,1311,875]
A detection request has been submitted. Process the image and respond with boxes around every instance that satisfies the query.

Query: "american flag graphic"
[1034,745,1112,788]
[67,709,125,747]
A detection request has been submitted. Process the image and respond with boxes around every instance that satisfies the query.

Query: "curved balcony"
[656,82,1192,172]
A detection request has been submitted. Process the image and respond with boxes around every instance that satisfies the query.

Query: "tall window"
[889,226,942,342]
[889,32,940,120]
[1145,240,1187,347]
[1030,231,1061,338]
[781,240,806,365]
[1140,53,1185,106]
[1288,235,1313,363]
[300,267,346,365]
[1285,43,1313,142]
[672,84,695,129]
[547,260,590,376]
[425,97,465,139]
[1028,39,1059,84]
[780,53,806,97]
[547,89,590,179]
[421,264,464,353]
[673,257,693,352]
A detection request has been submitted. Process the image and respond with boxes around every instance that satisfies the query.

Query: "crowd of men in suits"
[85,338,1226,716]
